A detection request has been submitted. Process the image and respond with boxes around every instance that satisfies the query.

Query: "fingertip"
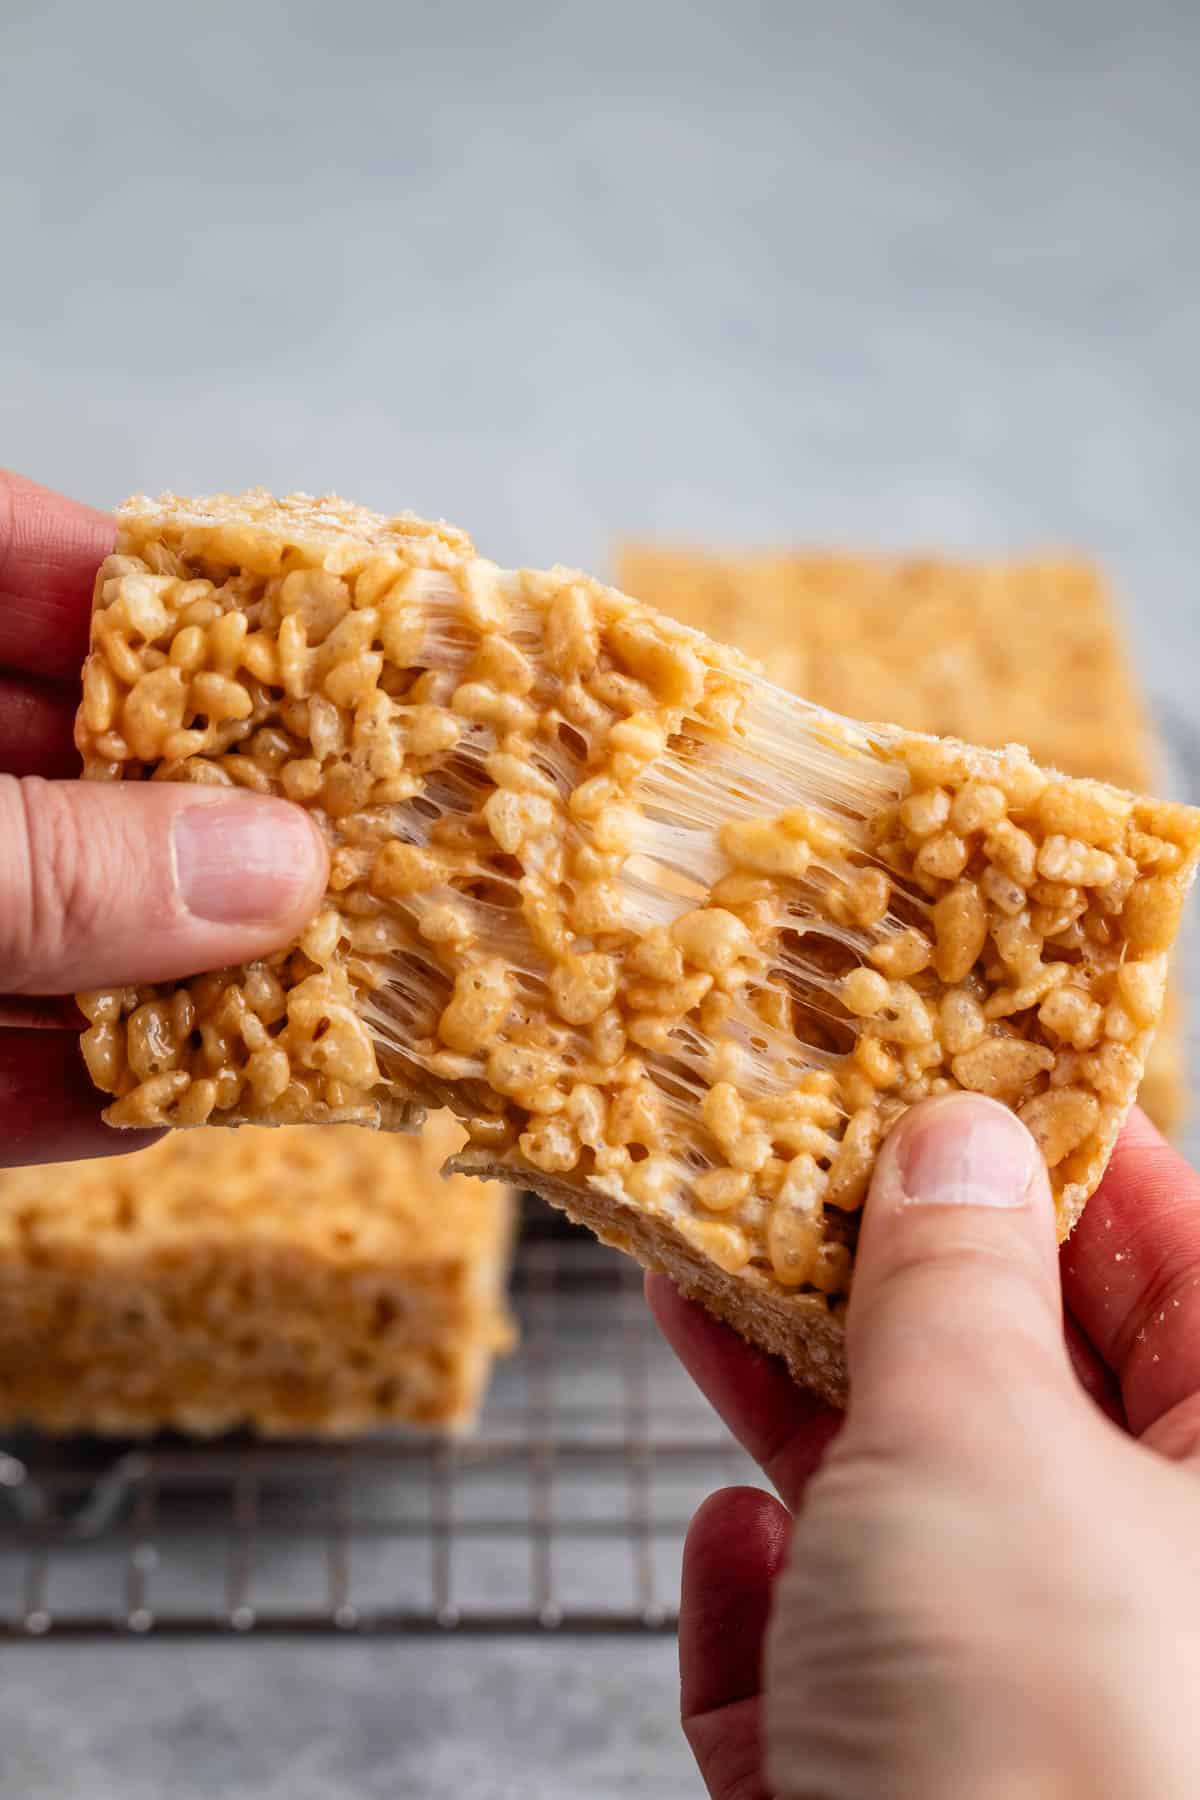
[0,469,114,543]
[855,1089,1059,1324]
[847,1093,1069,1435]
[172,794,329,931]
[681,1485,790,1720]
[685,1486,790,1593]
[867,1091,1051,1224]
[0,473,115,682]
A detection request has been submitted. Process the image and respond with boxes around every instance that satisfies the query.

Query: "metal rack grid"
[0,1219,760,1639]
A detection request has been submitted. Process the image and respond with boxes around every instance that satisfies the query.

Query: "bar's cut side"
[0,1115,514,1435]
[617,544,1189,1135]
[75,494,1200,1401]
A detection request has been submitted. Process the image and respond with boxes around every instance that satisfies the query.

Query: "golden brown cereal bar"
[75,493,1200,1403]
[0,1113,513,1436]
[617,544,1189,1136]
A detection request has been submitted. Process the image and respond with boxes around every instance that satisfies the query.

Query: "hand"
[0,471,327,1166]
[650,1097,1200,1799]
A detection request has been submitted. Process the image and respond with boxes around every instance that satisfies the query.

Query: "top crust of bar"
[74,493,1200,1368]
[118,489,477,568]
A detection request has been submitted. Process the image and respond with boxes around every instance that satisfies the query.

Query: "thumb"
[0,776,328,995]
[844,1092,1073,1458]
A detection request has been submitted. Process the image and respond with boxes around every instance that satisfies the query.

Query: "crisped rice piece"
[0,1114,514,1436]
[617,543,1189,1136]
[74,492,1200,1403]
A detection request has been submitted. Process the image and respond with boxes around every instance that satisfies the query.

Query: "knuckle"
[765,1499,959,1787]
[0,776,104,992]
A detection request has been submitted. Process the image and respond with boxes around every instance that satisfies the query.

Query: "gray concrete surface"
[3,1639,691,1800]
[2,0,1199,1793]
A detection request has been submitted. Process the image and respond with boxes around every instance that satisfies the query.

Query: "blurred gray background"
[2,0,1198,1794]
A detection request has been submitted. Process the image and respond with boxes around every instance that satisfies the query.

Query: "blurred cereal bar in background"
[0,1114,514,1436]
[616,547,1188,1137]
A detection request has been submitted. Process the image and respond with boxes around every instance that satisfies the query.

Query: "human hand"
[650,1096,1200,1799]
[0,471,327,1165]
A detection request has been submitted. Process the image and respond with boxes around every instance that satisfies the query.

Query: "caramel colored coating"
[0,1114,514,1435]
[74,494,1200,1377]
[618,542,1188,1136]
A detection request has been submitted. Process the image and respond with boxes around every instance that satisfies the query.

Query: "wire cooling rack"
[0,1215,760,1639]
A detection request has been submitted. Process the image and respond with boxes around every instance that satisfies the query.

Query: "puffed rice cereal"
[74,492,1200,1402]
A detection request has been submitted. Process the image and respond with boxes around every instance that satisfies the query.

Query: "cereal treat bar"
[617,545,1190,1136]
[75,493,1200,1403]
[0,1114,514,1435]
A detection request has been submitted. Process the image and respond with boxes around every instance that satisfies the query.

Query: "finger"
[681,1487,789,1716]
[0,776,328,994]
[646,1273,842,1509]
[680,1486,787,1800]
[0,1030,162,1166]
[846,1093,1073,1464]
[0,472,113,683]
[648,1268,1121,1459]
[1061,1108,1200,1435]
[0,671,80,778]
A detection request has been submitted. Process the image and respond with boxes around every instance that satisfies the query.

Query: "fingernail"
[889,1095,1039,1209]
[173,801,324,924]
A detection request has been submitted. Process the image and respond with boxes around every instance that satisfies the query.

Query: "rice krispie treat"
[73,493,1200,1401]
[618,544,1189,1135]
[0,1114,514,1435]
